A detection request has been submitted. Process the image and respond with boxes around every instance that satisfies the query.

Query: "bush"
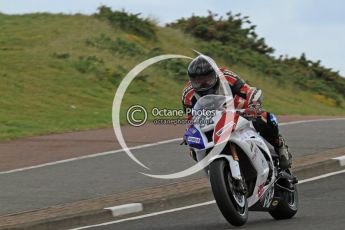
[280,53,345,101]
[147,47,163,56]
[75,55,104,73]
[168,11,274,55]
[158,60,188,83]
[95,5,156,40]
[86,34,144,56]
[75,55,127,86]
[108,65,127,85]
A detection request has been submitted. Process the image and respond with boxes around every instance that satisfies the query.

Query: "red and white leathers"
[182,67,292,169]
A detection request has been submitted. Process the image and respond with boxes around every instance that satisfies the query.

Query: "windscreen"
[194,95,230,111]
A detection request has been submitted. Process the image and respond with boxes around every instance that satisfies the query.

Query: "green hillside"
[0,7,344,140]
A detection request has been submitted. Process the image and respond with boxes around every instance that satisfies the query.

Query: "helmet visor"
[190,72,217,92]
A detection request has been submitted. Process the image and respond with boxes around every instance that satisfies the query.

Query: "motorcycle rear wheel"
[210,158,248,226]
[269,182,298,219]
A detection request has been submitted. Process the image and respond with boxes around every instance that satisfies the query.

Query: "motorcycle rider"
[182,55,292,169]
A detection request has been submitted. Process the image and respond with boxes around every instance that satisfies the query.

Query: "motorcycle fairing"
[229,117,276,207]
[185,125,205,149]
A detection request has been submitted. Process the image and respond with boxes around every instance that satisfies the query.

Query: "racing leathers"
[182,67,292,169]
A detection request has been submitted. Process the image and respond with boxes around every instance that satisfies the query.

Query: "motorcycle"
[184,95,298,226]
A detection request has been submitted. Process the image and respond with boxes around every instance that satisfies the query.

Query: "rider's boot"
[275,134,292,170]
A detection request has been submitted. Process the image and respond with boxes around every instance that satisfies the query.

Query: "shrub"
[168,11,274,55]
[147,47,163,56]
[86,34,144,56]
[158,60,188,83]
[280,54,345,101]
[75,55,104,74]
[74,56,127,86]
[108,65,127,85]
[95,5,156,40]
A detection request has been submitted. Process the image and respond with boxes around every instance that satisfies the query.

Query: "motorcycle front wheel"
[209,158,248,226]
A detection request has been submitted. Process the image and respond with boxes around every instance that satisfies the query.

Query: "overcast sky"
[1,0,344,76]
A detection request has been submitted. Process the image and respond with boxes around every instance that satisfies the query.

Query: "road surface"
[0,119,344,216]
[92,172,345,230]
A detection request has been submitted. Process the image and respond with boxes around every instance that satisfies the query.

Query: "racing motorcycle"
[184,95,298,226]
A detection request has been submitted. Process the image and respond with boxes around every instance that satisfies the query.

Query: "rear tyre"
[269,183,298,219]
[209,159,248,226]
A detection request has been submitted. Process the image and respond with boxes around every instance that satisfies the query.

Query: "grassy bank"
[0,10,344,141]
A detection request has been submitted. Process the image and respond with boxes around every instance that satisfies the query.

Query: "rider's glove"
[244,107,259,118]
[248,101,262,114]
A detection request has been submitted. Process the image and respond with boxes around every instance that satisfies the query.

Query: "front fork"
[207,143,246,195]
[208,143,242,180]
[229,144,247,195]
[229,143,242,180]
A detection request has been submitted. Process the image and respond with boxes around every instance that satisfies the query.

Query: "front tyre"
[209,159,248,226]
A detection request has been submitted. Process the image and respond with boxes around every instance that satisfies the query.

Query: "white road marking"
[70,201,216,230]
[104,203,143,217]
[0,138,181,175]
[1,118,344,175]
[279,117,345,126]
[299,168,345,184]
[333,155,345,166]
[70,169,345,230]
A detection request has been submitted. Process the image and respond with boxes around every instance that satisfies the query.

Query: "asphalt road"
[93,172,345,230]
[0,120,344,216]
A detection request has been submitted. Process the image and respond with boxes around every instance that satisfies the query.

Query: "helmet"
[187,55,218,92]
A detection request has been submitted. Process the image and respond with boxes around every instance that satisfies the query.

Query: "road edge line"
[71,168,345,230]
[1,154,345,230]
[1,118,345,175]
